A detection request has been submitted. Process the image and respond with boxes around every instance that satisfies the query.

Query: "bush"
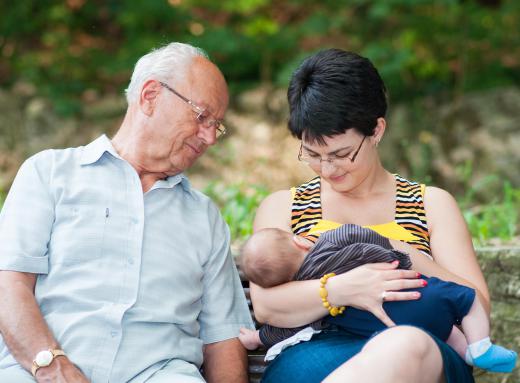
[462,181,520,245]
[203,182,269,242]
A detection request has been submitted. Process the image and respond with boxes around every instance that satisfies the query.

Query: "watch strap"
[31,349,66,377]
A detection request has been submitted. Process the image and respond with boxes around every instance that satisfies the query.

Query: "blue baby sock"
[468,338,518,373]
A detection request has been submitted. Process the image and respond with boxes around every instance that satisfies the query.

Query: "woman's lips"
[328,173,346,183]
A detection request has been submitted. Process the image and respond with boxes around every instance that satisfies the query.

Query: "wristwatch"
[31,349,66,377]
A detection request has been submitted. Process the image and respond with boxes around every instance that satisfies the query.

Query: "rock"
[475,247,520,382]
[234,85,271,114]
[82,95,127,120]
[385,86,520,199]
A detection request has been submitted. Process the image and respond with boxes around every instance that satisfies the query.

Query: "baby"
[240,224,517,373]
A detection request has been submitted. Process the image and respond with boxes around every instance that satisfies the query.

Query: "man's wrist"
[32,349,67,377]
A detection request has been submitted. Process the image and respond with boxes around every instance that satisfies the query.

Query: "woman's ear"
[373,117,387,146]
[292,235,313,251]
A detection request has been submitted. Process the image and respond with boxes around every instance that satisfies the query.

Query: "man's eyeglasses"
[298,136,367,167]
[159,81,226,138]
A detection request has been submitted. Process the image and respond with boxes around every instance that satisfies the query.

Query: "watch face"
[35,350,53,367]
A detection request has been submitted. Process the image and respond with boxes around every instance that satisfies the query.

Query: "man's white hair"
[125,42,208,104]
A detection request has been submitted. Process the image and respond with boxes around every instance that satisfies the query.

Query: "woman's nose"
[319,160,338,176]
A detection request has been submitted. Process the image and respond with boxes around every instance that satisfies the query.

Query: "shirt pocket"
[49,204,108,265]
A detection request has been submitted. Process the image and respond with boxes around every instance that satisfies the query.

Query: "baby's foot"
[471,344,518,373]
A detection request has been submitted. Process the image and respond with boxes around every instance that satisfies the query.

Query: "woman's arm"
[389,186,490,314]
[251,190,424,328]
[422,186,490,314]
[250,190,326,326]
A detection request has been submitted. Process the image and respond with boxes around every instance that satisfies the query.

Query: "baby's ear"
[292,235,313,250]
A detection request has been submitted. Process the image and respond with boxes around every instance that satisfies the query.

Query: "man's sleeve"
[198,205,254,344]
[0,152,54,274]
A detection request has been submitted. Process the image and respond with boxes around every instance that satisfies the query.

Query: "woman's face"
[300,128,377,192]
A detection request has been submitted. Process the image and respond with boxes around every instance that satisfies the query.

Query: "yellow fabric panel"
[307,219,420,242]
[420,184,426,198]
[290,187,296,200]
[307,220,342,235]
[364,222,420,242]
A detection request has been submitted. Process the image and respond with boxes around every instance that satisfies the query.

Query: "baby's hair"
[241,228,301,288]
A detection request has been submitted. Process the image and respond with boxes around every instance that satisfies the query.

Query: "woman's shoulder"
[423,185,462,232]
[261,189,293,207]
[253,189,293,232]
[395,174,454,205]
[423,186,457,207]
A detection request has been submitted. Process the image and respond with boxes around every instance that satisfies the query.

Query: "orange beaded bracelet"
[319,273,346,317]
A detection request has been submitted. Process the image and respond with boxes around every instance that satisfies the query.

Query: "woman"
[251,49,490,382]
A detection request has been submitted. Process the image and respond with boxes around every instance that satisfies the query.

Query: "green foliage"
[461,181,520,245]
[203,182,269,241]
[1,0,519,115]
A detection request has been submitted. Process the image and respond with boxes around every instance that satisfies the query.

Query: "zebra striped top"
[290,174,432,257]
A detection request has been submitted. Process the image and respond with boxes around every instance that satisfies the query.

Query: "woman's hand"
[326,261,424,327]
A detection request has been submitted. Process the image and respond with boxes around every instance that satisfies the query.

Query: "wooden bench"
[239,268,268,383]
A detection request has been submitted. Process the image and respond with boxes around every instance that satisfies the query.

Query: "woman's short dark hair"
[287,49,387,144]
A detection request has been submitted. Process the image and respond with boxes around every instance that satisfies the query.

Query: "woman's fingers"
[372,306,396,327]
[382,291,421,302]
[366,260,401,270]
[384,278,426,291]
[384,268,422,280]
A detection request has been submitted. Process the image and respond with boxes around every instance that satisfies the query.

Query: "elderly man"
[0,43,254,382]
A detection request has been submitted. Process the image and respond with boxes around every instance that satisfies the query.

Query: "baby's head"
[240,228,311,288]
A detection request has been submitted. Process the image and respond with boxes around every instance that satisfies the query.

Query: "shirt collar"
[80,135,196,198]
[80,134,121,165]
[151,173,195,197]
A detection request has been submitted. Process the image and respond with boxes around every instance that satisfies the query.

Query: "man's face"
[144,57,229,175]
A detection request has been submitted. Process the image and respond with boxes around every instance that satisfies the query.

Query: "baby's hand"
[239,328,263,350]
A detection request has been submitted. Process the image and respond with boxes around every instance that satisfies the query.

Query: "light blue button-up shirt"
[0,135,253,382]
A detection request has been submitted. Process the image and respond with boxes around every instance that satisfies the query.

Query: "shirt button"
[110,331,118,338]
[128,258,135,265]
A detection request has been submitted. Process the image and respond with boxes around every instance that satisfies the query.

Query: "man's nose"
[197,124,217,146]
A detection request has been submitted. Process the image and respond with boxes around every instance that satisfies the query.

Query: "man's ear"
[139,80,161,116]
[292,235,313,251]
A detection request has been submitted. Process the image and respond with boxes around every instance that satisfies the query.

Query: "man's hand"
[35,357,89,383]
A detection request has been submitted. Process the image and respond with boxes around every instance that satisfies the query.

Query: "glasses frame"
[159,81,226,138]
[298,135,367,167]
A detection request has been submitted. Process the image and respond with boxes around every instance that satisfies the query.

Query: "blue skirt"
[261,326,474,383]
